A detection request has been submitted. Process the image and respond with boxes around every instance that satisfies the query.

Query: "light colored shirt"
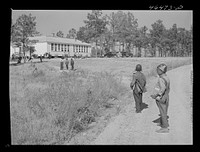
[153,74,170,97]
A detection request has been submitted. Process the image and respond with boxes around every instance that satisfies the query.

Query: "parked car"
[104,52,117,58]
[32,54,38,59]
[121,52,133,57]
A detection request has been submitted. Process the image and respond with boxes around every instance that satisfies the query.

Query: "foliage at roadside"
[10,63,127,145]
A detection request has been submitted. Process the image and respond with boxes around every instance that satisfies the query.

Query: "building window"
[58,44,60,51]
[68,45,69,52]
[55,44,57,51]
[51,43,54,51]
[61,44,63,52]
[64,44,66,52]
[87,47,89,53]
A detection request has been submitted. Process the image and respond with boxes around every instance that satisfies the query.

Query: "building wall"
[47,43,91,57]
[47,43,51,53]
[69,45,74,56]
[10,46,20,56]
[88,47,91,57]
[34,42,48,55]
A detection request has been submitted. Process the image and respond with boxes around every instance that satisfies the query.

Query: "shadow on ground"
[152,115,169,124]
[140,102,148,112]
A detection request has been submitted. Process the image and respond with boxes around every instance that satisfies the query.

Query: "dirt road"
[91,64,193,145]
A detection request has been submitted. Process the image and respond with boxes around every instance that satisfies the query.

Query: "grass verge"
[10,63,127,145]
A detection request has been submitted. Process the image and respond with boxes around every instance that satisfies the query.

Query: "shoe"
[156,128,169,133]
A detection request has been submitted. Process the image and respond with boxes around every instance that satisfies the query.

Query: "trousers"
[65,64,68,70]
[133,90,143,112]
[60,62,64,70]
[156,95,169,128]
[71,64,74,70]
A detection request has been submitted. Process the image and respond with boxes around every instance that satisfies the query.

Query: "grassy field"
[9,57,192,145]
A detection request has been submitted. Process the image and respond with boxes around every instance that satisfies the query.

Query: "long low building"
[28,36,92,57]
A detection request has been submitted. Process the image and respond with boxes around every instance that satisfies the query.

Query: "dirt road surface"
[91,64,193,145]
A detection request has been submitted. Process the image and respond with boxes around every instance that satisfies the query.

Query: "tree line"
[11,10,193,59]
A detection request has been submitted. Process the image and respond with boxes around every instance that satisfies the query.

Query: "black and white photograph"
[10,10,193,145]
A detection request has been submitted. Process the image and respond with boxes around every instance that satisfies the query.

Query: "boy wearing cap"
[151,64,170,133]
[130,64,147,113]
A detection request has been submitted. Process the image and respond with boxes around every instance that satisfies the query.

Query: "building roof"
[28,36,91,46]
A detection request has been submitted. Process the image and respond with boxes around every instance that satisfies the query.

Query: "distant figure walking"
[130,64,147,113]
[151,63,170,133]
[60,56,64,70]
[48,53,51,59]
[65,57,69,70]
[70,57,74,70]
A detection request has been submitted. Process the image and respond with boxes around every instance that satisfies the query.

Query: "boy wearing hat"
[151,64,170,133]
[130,64,147,113]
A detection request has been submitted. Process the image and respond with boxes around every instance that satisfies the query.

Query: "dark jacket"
[71,58,74,65]
[130,71,146,93]
[65,59,69,65]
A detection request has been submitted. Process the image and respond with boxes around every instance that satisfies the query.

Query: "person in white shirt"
[151,64,170,133]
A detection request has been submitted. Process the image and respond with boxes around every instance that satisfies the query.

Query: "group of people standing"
[60,56,74,71]
[130,63,170,133]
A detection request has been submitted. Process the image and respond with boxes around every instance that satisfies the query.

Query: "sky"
[11,10,192,36]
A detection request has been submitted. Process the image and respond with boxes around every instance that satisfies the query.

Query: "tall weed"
[10,68,127,144]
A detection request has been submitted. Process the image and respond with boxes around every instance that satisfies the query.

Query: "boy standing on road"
[130,64,147,113]
[151,64,170,133]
